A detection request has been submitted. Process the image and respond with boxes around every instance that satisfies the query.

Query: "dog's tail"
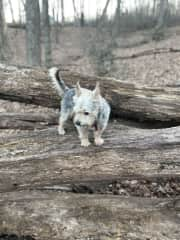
[49,67,69,96]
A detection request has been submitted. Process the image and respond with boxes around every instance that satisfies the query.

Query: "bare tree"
[72,0,79,22]
[52,0,60,43]
[42,0,52,67]
[113,0,122,36]
[25,0,41,66]
[18,0,22,23]
[20,0,26,23]
[80,0,85,27]
[157,0,169,29]
[8,0,15,23]
[153,0,157,16]
[99,0,111,22]
[21,0,25,9]
[56,0,60,43]
[61,0,65,24]
[153,0,169,40]
[0,0,10,61]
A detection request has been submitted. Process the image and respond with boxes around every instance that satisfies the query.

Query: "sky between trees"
[4,0,180,23]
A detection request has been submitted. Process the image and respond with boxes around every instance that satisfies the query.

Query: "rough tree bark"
[0,122,180,193]
[0,191,179,240]
[25,0,41,66]
[42,0,52,67]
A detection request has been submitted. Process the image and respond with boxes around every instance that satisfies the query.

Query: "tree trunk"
[8,0,15,23]
[55,0,60,43]
[20,0,26,23]
[0,0,10,61]
[99,0,111,22]
[61,0,65,24]
[25,0,41,66]
[80,0,85,27]
[157,0,169,29]
[0,65,180,124]
[18,0,22,23]
[72,0,79,23]
[153,0,169,40]
[42,0,52,67]
[152,0,157,16]
[113,0,121,36]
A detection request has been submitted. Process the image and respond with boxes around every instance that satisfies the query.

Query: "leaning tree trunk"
[42,0,52,67]
[25,0,41,66]
[100,0,111,22]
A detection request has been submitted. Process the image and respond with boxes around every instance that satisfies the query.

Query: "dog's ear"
[93,82,100,99]
[75,82,81,96]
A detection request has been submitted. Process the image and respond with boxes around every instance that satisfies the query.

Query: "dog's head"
[73,82,100,129]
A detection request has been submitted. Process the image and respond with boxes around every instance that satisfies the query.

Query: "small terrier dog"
[49,68,110,147]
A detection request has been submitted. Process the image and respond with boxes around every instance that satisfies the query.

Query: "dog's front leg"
[94,130,104,146]
[76,126,91,147]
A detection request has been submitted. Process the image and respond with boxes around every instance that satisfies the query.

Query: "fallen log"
[112,47,180,60]
[0,191,179,240]
[1,65,180,124]
[0,122,180,193]
[0,112,57,129]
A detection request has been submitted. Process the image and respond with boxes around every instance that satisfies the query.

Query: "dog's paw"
[81,139,91,147]
[95,137,104,146]
[58,127,65,135]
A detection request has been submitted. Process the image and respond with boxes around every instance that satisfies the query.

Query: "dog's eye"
[84,112,89,115]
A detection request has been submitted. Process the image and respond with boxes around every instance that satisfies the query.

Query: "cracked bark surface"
[0,191,180,240]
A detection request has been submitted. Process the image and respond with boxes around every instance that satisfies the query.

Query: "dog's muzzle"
[74,120,98,130]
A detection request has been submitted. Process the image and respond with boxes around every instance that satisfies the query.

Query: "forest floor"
[7,25,180,87]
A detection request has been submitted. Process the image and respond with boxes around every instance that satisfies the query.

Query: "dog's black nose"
[75,121,81,126]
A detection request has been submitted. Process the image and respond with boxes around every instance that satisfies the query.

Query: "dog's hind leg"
[58,111,70,135]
